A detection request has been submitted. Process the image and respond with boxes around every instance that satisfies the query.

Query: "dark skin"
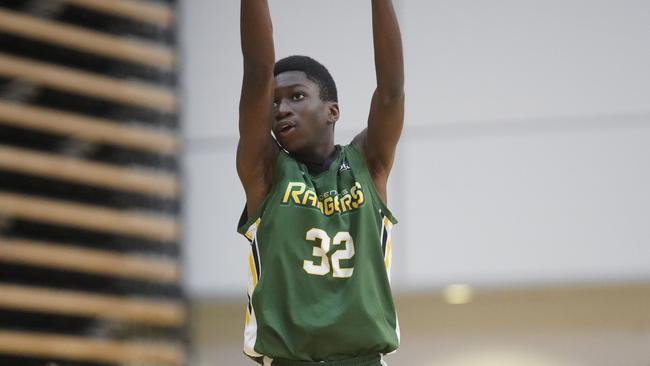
[271,71,340,165]
[237,0,404,218]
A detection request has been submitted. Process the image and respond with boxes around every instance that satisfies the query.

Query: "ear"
[326,102,340,125]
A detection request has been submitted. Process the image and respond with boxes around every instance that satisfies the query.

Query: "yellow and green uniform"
[237,144,399,365]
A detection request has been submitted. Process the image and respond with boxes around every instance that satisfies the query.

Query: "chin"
[278,136,305,153]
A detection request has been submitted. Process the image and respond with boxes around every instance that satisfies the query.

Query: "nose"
[274,99,293,120]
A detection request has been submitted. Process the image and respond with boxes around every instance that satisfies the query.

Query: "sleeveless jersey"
[237,144,399,363]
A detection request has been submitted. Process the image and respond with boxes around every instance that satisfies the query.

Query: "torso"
[238,144,400,362]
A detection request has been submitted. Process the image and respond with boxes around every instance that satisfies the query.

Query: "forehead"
[274,71,319,91]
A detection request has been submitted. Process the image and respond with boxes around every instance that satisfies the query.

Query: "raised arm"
[352,0,404,202]
[237,0,278,217]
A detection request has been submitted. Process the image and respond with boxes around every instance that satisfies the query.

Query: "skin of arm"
[237,0,279,217]
[352,0,405,204]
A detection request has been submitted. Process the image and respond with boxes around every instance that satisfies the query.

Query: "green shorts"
[263,354,384,366]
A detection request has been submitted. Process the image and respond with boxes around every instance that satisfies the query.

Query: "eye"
[292,93,305,101]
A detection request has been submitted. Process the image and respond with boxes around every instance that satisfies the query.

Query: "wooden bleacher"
[0,8,175,69]
[0,52,177,112]
[0,1,186,365]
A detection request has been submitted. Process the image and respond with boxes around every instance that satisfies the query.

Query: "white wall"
[403,0,650,124]
[397,117,650,290]
[180,0,650,299]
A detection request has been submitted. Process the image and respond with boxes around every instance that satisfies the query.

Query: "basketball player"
[236,0,404,365]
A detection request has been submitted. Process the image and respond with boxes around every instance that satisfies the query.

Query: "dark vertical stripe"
[251,237,261,280]
[381,225,388,257]
[247,294,253,314]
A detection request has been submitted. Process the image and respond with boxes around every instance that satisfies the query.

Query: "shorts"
[262,354,387,366]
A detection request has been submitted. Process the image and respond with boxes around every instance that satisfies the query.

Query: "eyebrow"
[276,83,308,89]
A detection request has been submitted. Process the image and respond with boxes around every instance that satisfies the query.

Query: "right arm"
[237,0,278,218]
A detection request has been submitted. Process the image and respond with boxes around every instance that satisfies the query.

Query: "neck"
[293,141,336,165]
[292,141,337,175]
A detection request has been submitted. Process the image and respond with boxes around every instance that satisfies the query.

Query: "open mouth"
[277,123,296,137]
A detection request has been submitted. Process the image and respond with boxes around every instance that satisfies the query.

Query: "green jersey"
[237,144,399,364]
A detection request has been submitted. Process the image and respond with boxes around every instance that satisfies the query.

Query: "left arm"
[351,0,404,202]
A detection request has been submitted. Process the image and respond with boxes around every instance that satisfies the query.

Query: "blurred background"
[0,0,649,366]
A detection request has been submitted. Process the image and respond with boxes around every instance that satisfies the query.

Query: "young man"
[236,1,404,365]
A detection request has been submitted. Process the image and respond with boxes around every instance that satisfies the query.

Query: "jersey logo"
[338,161,351,172]
[281,181,365,216]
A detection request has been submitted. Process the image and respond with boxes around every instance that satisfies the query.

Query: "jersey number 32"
[303,228,355,278]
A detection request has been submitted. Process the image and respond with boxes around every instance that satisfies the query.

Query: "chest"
[275,158,369,217]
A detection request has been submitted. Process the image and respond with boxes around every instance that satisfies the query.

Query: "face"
[271,71,339,153]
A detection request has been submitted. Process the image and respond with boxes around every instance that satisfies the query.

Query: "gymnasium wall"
[182,0,650,298]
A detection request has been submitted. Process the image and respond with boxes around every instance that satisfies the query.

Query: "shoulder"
[345,137,391,205]
[346,134,388,180]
